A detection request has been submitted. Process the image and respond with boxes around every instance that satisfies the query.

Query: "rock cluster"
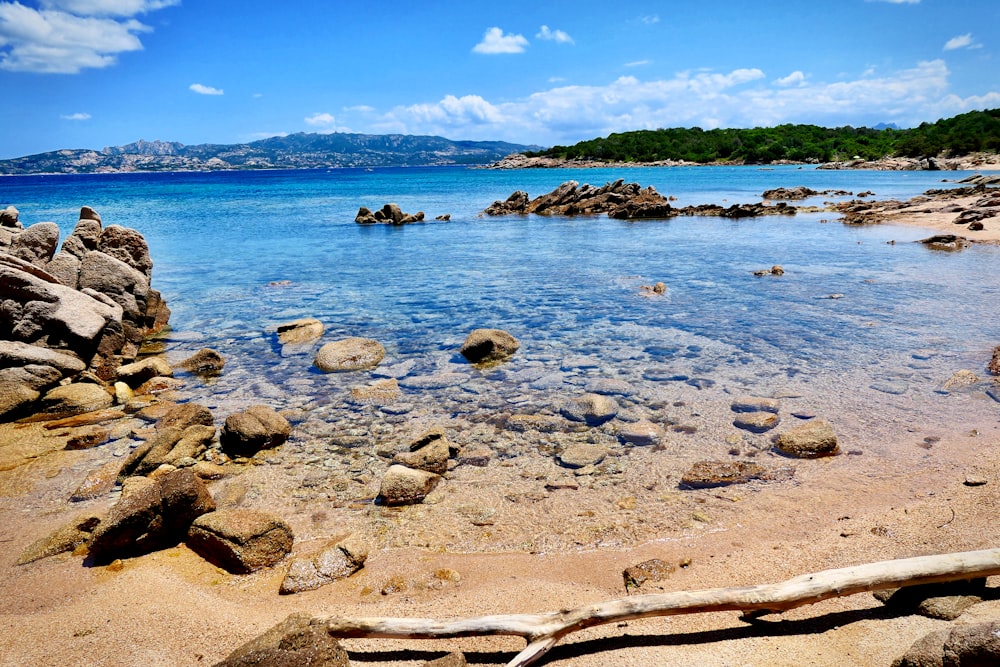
[0,206,170,420]
[484,180,799,220]
[355,203,425,225]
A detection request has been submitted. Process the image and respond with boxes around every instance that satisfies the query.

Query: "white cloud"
[343,104,375,113]
[472,27,528,54]
[624,60,650,68]
[365,59,999,147]
[304,112,335,126]
[189,83,223,96]
[0,2,152,73]
[774,70,806,87]
[60,111,90,120]
[38,0,179,17]
[0,0,176,73]
[536,25,573,44]
[944,33,979,51]
[639,15,660,24]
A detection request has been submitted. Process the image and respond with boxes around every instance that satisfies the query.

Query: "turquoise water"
[2,166,998,444]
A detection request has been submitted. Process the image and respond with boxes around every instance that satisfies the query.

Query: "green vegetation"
[527,109,1000,164]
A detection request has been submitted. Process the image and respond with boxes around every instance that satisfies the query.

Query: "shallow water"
[3,165,999,551]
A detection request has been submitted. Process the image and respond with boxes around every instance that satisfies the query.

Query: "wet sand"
[2,193,1000,667]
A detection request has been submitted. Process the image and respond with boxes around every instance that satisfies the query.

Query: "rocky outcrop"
[356,203,425,225]
[484,180,800,220]
[88,468,215,563]
[0,206,170,421]
[187,509,294,573]
[459,328,520,365]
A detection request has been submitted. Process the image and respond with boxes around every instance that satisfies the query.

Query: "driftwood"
[321,548,1000,667]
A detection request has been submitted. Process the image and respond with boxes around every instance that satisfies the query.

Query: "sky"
[0,0,998,158]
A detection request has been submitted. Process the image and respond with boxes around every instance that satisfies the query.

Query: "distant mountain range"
[0,133,539,174]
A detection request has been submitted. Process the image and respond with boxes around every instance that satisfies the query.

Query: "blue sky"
[0,0,998,158]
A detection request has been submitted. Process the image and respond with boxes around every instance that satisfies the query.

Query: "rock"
[279,535,368,594]
[762,186,820,200]
[116,356,172,388]
[78,250,149,324]
[16,514,102,564]
[483,190,530,215]
[987,346,1000,375]
[680,460,772,488]
[10,222,60,267]
[187,509,294,574]
[348,378,401,406]
[62,219,101,258]
[89,468,215,563]
[79,206,101,223]
[774,419,839,458]
[560,393,618,426]
[214,612,349,667]
[0,205,19,228]
[176,348,225,376]
[919,234,970,251]
[393,428,451,474]
[731,396,780,413]
[623,558,675,590]
[314,337,385,372]
[456,446,491,467]
[64,426,111,450]
[618,419,664,446]
[943,369,980,390]
[459,328,520,365]
[585,378,633,396]
[70,459,123,501]
[505,414,567,433]
[220,405,291,457]
[355,206,377,224]
[557,443,608,468]
[37,382,113,417]
[753,265,785,276]
[733,411,780,433]
[276,318,324,346]
[893,621,1000,667]
[46,250,81,288]
[156,402,214,431]
[121,424,214,475]
[424,653,467,667]
[376,464,441,505]
[98,224,153,279]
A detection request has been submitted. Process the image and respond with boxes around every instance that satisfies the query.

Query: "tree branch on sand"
[320,548,1000,667]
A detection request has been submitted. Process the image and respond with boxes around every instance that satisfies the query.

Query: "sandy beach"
[2,186,1000,667]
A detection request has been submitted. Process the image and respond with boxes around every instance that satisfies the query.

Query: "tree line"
[526,109,1000,164]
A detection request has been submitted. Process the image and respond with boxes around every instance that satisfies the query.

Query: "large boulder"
[214,613,349,667]
[220,405,291,457]
[88,468,215,563]
[37,382,113,417]
[119,425,216,477]
[313,337,385,372]
[0,205,20,228]
[98,224,153,280]
[10,222,60,267]
[187,509,294,574]
[116,356,172,387]
[78,250,149,326]
[774,419,839,458]
[459,328,520,365]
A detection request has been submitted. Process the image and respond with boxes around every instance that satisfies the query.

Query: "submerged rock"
[774,419,839,458]
[220,404,291,457]
[459,328,520,365]
[560,393,618,426]
[276,317,324,346]
[314,337,385,372]
[376,464,441,505]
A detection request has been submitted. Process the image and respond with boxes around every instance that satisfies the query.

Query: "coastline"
[2,182,1000,666]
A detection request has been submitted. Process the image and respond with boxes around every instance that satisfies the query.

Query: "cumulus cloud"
[365,59,998,146]
[0,0,174,73]
[60,111,91,120]
[38,0,179,17]
[944,33,979,51]
[536,25,573,44]
[189,83,223,95]
[304,112,335,126]
[472,27,528,54]
[774,70,806,87]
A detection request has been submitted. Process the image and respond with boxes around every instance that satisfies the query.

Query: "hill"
[0,133,537,174]
[525,109,1000,164]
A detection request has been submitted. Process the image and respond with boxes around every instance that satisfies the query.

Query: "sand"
[2,189,1000,667]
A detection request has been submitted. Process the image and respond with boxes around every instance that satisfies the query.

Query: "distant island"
[0,133,539,175]
[515,109,1000,166]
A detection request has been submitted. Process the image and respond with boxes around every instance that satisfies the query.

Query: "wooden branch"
[321,548,1000,667]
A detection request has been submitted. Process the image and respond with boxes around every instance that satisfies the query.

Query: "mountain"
[0,133,539,174]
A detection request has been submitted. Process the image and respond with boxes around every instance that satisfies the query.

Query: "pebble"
[733,412,780,433]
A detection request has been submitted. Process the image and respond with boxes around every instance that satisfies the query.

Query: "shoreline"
[2,185,1000,666]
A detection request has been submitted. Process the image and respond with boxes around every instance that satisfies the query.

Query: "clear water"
[4,164,1000,550]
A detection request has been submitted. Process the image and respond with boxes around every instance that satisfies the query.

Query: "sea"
[3,165,999,550]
